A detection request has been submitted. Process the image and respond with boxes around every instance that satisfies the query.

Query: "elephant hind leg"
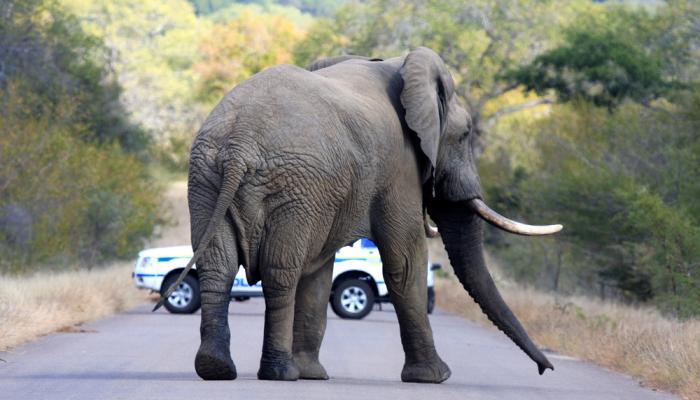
[258,275,302,381]
[255,195,338,380]
[292,256,334,380]
[194,219,239,380]
[257,242,306,381]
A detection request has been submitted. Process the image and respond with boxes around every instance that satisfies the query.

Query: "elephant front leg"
[292,257,334,380]
[258,267,302,381]
[376,229,451,383]
[194,225,239,380]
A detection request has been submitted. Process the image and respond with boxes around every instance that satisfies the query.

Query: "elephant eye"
[461,123,472,139]
[458,129,470,143]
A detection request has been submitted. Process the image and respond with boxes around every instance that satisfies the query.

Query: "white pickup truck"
[133,238,440,319]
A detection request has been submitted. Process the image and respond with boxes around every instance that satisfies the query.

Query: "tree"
[507,7,668,110]
[475,0,700,316]
[488,98,700,316]
[60,0,207,144]
[508,1,700,111]
[188,0,344,16]
[1,0,162,271]
[644,0,700,86]
[0,0,147,153]
[294,0,586,139]
[195,6,307,105]
[0,99,163,270]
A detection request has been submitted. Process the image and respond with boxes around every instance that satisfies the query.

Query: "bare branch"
[482,97,554,130]
[454,80,478,111]
[475,81,519,111]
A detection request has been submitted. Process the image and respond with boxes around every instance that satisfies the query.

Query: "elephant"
[154,47,562,383]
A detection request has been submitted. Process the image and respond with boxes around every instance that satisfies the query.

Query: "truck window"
[360,238,377,249]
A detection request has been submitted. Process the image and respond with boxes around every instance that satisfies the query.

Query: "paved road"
[0,300,675,400]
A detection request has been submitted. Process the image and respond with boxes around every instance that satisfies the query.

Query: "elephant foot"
[258,351,300,381]
[195,342,237,380]
[294,353,329,380]
[401,357,451,383]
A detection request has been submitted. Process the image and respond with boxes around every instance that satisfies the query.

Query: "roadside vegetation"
[435,276,700,399]
[1,0,698,395]
[0,263,148,351]
[0,182,190,352]
[0,0,162,272]
[429,238,699,399]
[9,0,696,314]
[297,0,700,318]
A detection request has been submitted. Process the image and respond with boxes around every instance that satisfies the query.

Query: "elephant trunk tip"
[538,359,554,375]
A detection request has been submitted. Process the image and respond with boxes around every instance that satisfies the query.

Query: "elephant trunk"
[430,201,554,375]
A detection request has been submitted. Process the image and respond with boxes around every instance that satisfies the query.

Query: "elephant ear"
[399,47,454,185]
[307,55,383,71]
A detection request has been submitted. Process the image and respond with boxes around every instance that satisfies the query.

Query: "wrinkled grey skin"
[179,47,553,382]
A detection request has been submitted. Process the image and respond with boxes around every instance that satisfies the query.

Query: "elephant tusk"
[469,198,563,236]
[425,220,440,238]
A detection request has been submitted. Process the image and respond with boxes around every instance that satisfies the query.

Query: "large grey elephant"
[155,47,562,383]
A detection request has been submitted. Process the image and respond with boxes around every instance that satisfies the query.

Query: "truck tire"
[331,278,375,319]
[161,273,201,314]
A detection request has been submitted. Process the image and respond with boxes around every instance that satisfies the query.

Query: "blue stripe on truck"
[135,273,165,277]
[153,256,378,264]
[157,256,187,262]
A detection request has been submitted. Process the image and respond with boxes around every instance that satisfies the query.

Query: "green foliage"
[205,2,313,25]
[62,0,314,172]
[482,98,700,317]
[508,1,700,110]
[195,5,308,105]
[293,0,585,136]
[476,0,700,317]
[0,0,162,271]
[640,0,700,85]
[507,7,667,110]
[188,0,239,14]
[4,0,699,317]
[0,85,162,272]
[188,0,344,16]
[61,0,207,149]
[0,0,148,153]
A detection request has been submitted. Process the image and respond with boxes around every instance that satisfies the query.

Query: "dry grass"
[0,182,186,353]
[436,277,700,399]
[0,262,148,352]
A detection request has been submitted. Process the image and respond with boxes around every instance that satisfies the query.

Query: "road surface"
[0,299,675,400]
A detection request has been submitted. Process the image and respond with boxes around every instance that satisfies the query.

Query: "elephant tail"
[152,162,244,312]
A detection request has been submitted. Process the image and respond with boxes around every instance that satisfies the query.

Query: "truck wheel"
[161,274,201,314]
[331,278,374,319]
[427,286,435,314]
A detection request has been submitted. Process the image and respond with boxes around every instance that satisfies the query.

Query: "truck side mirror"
[430,263,442,271]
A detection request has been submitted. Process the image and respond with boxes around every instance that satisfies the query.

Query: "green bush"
[0,0,162,272]
[0,86,163,272]
[0,0,149,154]
[482,99,700,317]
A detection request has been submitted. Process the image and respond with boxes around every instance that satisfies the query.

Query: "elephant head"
[400,47,561,374]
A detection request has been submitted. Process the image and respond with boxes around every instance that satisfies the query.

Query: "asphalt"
[0,299,677,400]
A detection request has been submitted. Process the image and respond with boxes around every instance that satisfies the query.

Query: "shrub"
[0,84,162,272]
